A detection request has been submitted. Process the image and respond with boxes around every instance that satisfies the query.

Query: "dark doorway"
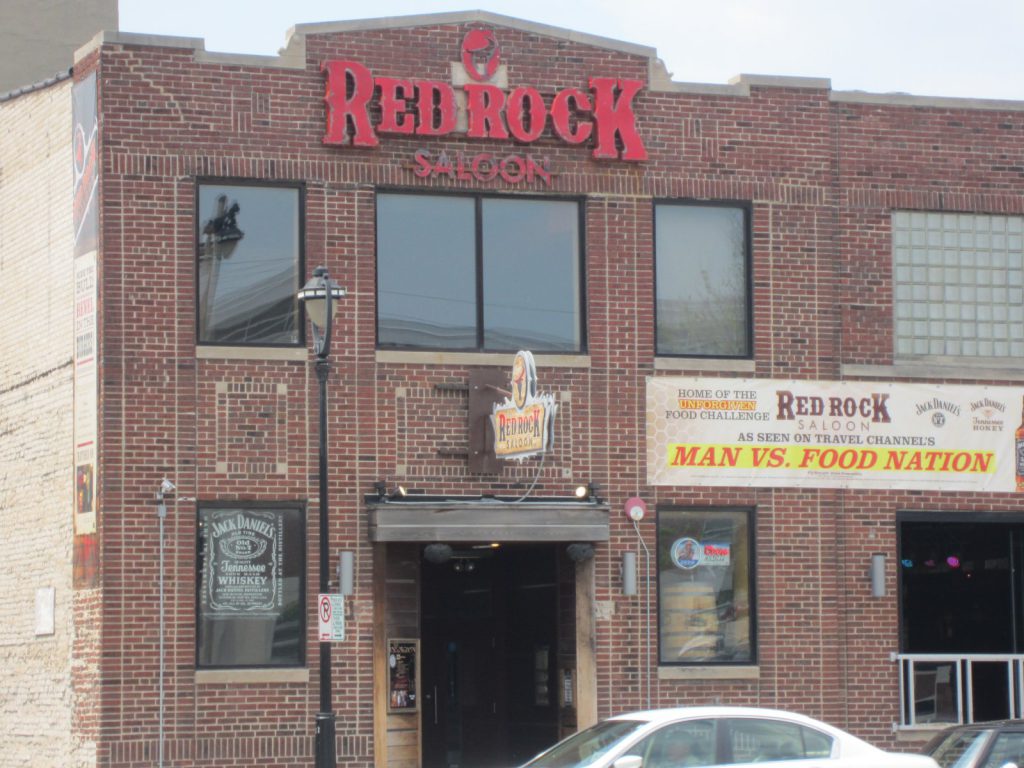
[900,519,1024,721]
[421,544,565,768]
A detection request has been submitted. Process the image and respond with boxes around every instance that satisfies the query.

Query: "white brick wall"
[0,80,80,767]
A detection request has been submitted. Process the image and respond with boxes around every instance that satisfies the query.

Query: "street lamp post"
[297,266,346,768]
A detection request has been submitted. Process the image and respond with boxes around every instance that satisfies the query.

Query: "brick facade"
[0,79,83,767]
[3,10,1024,767]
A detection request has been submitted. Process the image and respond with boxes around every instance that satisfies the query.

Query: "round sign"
[319,595,332,623]
[671,537,702,569]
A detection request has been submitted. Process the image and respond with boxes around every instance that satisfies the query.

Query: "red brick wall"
[85,17,1024,765]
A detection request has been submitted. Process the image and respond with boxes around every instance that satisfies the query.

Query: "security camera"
[159,479,176,495]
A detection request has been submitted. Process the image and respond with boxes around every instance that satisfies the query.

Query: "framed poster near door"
[388,638,419,712]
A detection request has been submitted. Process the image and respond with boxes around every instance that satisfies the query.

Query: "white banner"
[647,377,1024,492]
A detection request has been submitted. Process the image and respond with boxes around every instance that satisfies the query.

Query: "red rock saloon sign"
[321,28,648,167]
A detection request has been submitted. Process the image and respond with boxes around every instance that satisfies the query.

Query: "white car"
[519,706,939,768]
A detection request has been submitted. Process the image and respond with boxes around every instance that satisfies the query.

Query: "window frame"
[374,189,587,354]
[195,178,306,348]
[653,199,753,360]
[195,501,307,669]
[656,505,757,667]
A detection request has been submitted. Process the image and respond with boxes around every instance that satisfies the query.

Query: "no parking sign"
[318,593,345,642]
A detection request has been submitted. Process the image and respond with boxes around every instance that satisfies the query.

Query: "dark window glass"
[482,198,581,351]
[377,194,476,349]
[377,193,583,352]
[197,506,305,667]
[656,203,749,357]
[197,184,301,345]
[658,508,754,665]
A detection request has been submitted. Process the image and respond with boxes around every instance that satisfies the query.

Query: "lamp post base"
[315,711,337,768]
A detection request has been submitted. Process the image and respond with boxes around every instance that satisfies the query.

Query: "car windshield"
[926,728,994,768]
[522,719,648,767]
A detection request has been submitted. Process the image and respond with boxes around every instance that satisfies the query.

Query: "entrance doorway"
[900,518,1024,721]
[421,544,568,768]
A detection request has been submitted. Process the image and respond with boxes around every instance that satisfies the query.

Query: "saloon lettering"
[322,60,648,161]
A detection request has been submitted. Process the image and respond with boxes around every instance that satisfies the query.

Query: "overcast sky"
[118,0,1024,102]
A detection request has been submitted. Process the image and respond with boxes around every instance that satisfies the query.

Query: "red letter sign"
[464,84,509,140]
[550,88,593,145]
[323,60,378,147]
[415,81,458,136]
[589,78,647,161]
[377,77,416,135]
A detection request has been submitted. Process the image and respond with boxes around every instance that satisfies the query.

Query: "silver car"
[519,706,940,768]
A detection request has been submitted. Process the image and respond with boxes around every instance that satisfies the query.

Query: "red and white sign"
[318,593,345,642]
[322,28,647,162]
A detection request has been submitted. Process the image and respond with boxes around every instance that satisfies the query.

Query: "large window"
[894,211,1024,359]
[657,507,754,665]
[197,505,305,668]
[655,202,750,357]
[197,182,302,345]
[376,192,583,352]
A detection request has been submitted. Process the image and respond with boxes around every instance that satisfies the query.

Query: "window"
[726,719,832,763]
[655,202,750,357]
[197,506,305,667]
[893,211,1024,359]
[197,182,302,345]
[376,192,583,352]
[658,508,754,665]
[627,720,717,767]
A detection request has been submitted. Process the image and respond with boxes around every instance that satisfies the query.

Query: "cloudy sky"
[118,0,1024,101]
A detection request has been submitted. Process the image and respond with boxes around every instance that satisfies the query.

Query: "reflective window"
[926,727,994,768]
[656,203,750,357]
[627,719,717,767]
[521,719,646,767]
[893,211,1024,359]
[726,718,832,763]
[197,184,301,345]
[981,732,1024,768]
[377,193,583,352]
[657,508,754,665]
[377,194,476,349]
[197,506,305,667]
[482,198,581,351]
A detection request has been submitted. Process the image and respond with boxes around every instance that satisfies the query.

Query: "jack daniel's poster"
[202,509,282,614]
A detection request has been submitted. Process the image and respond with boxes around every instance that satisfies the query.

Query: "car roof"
[606,706,844,728]
[942,720,1024,730]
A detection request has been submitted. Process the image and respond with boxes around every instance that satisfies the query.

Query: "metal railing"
[893,653,1024,728]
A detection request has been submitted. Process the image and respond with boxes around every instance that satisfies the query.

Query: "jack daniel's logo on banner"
[491,351,557,460]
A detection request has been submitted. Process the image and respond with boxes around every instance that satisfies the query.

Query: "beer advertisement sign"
[648,377,1024,492]
[491,351,557,460]
[203,509,283,613]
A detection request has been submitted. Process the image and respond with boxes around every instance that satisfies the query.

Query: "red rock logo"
[461,29,500,82]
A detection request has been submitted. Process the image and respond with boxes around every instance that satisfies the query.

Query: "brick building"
[3,9,1024,768]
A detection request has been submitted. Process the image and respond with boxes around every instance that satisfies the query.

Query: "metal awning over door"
[366,498,609,543]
